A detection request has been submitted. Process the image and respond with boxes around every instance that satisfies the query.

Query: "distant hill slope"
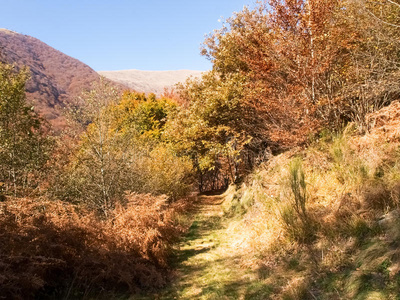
[98,69,203,95]
[0,28,101,128]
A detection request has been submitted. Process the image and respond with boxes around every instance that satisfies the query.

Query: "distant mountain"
[0,28,101,128]
[98,69,203,95]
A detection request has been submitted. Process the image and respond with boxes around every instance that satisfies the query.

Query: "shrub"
[281,157,315,243]
[288,158,308,223]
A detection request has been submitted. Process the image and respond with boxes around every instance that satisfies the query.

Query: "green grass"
[133,194,273,300]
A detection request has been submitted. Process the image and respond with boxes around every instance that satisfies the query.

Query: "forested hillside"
[0,0,399,299]
[0,29,101,128]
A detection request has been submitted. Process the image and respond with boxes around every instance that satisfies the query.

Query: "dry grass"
[0,193,191,299]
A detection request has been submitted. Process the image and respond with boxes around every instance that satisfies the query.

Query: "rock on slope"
[98,69,203,96]
[0,28,100,128]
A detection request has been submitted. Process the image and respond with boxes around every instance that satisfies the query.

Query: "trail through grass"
[136,193,272,300]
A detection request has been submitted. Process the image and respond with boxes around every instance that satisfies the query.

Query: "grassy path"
[136,194,271,300]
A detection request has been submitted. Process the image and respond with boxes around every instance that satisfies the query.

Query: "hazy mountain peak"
[98,69,204,95]
[0,28,17,34]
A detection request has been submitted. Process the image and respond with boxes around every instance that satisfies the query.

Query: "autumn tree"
[166,71,262,191]
[112,91,193,198]
[112,91,178,141]
[202,0,400,141]
[202,0,348,147]
[0,62,51,196]
[57,79,128,215]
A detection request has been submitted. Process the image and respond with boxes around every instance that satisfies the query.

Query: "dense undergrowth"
[0,193,193,299]
[222,101,400,299]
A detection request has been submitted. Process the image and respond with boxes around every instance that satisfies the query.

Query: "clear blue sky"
[0,0,254,71]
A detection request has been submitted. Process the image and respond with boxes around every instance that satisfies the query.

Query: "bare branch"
[387,0,400,9]
[365,5,400,28]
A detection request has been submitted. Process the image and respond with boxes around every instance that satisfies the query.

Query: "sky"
[0,0,254,71]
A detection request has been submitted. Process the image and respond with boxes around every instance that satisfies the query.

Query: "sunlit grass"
[135,193,273,300]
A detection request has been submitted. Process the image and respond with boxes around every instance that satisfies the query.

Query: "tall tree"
[0,62,51,196]
[64,79,126,216]
[202,0,340,148]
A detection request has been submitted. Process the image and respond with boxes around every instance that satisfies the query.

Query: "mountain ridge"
[98,69,203,95]
[0,28,101,128]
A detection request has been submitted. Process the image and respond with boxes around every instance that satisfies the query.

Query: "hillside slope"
[98,69,203,95]
[209,101,400,299]
[0,28,100,128]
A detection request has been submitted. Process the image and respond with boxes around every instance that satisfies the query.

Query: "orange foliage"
[202,0,371,148]
[161,87,183,105]
[0,194,189,299]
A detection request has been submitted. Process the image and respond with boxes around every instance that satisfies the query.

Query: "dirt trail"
[137,194,270,300]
